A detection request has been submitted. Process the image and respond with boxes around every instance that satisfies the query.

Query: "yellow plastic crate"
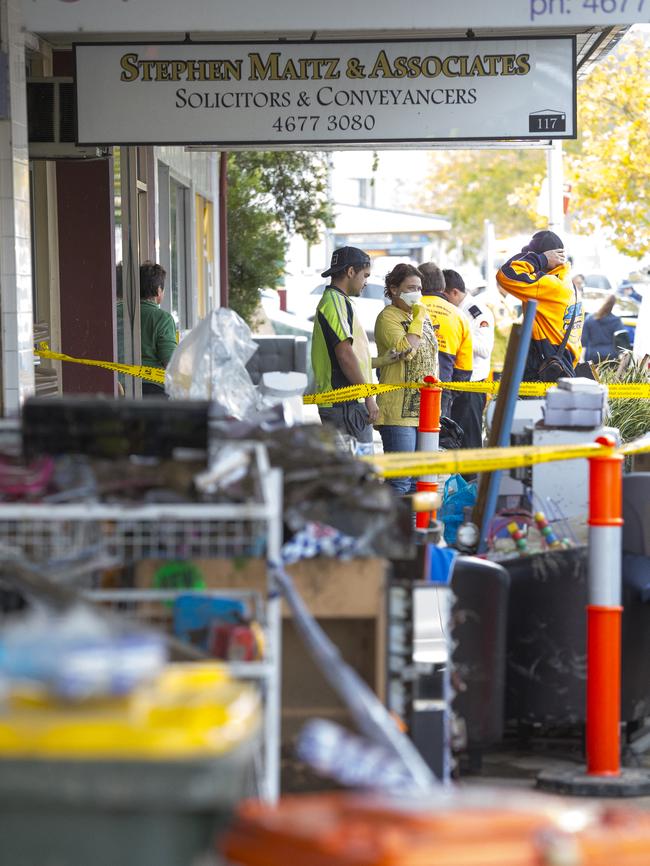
[0,662,260,759]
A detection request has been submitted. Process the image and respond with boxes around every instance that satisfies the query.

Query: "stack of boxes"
[543,378,607,429]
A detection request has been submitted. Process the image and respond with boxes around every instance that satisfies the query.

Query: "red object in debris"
[227,625,257,661]
[208,621,258,661]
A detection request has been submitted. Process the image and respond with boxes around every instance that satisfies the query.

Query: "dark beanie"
[524,230,564,254]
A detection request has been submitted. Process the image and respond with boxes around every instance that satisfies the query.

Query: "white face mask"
[400,290,422,308]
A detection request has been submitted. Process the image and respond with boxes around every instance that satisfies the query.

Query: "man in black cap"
[496,230,583,382]
[310,246,378,451]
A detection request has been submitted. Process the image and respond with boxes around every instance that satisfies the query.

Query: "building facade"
[0,0,635,412]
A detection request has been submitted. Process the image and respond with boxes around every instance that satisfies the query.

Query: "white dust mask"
[400,290,422,308]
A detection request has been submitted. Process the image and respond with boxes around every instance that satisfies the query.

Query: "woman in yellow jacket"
[496,230,583,382]
[374,263,439,495]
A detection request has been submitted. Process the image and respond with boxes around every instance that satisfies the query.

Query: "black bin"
[503,546,650,727]
[451,556,510,749]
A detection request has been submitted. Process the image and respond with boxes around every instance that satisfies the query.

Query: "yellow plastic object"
[0,662,260,760]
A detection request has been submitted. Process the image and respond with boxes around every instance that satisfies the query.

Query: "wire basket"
[0,445,275,566]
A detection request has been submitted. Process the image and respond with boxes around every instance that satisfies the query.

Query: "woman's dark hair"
[140,261,167,299]
[384,263,422,298]
[593,294,616,320]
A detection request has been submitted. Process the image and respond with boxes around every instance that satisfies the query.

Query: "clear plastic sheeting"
[165,308,259,418]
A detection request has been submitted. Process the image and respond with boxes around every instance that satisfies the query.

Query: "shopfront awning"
[21,0,646,38]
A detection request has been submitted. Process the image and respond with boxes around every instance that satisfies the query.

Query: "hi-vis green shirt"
[311,286,372,407]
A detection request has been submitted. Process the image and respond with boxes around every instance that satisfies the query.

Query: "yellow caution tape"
[304,379,650,405]
[35,342,166,385]
[366,433,650,478]
[618,435,650,457]
[367,441,607,478]
[303,382,421,405]
[607,383,650,399]
[30,342,650,476]
[33,344,650,401]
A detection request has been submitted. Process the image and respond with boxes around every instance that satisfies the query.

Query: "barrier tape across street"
[34,344,650,401]
[35,343,165,385]
[366,435,650,478]
[303,379,650,404]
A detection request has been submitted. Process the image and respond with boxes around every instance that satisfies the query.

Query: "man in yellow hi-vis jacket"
[496,230,583,382]
[418,261,473,415]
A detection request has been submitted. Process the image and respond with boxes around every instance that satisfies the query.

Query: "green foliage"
[416,32,650,262]
[226,159,285,323]
[417,149,546,259]
[598,354,650,443]
[566,33,650,259]
[227,152,334,323]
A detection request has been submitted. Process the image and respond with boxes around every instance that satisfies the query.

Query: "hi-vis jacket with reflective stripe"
[496,252,583,379]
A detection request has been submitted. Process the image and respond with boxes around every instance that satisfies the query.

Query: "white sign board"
[24,0,650,33]
[75,39,576,146]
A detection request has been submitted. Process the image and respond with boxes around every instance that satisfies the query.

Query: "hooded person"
[496,230,584,382]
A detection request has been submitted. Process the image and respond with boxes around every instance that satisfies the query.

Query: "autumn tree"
[227,151,333,323]
[416,30,650,262]
[565,32,650,259]
[417,148,546,260]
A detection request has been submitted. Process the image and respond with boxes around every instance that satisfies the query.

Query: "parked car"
[293,281,389,338]
[581,287,639,319]
[583,273,616,292]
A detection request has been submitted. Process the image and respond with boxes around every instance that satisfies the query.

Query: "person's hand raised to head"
[544,248,566,269]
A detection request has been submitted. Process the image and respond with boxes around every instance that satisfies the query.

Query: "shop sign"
[75,38,576,147]
[25,0,650,33]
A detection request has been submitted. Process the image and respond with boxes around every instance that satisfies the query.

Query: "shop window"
[158,161,191,331]
[195,194,215,319]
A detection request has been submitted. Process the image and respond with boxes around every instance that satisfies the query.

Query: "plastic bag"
[439,473,477,545]
[165,307,259,419]
[0,606,167,701]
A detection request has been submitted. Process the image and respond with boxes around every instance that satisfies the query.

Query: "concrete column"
[0,0,34,414]
[547,139,564,236]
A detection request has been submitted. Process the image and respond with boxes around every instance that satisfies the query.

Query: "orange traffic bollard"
[415,376,441,531]
[538,434,650,796]
[586,434,624,777]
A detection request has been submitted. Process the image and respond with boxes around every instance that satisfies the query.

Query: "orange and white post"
[415,376,442,531]
[587,434,624,777]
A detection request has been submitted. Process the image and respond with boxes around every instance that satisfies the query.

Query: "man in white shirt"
[442,269,495,449]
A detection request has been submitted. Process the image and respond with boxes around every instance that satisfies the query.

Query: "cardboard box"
[542,407,604,428]
[545,386,607,410]
[557,377,605,393]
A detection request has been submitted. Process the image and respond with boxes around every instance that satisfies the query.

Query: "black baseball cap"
[321,246,371,278]
[524,230,564,254]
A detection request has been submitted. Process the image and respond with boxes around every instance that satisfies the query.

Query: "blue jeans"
[377,425,418,496]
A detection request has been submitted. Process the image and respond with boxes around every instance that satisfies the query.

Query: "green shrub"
[597,354,650,443]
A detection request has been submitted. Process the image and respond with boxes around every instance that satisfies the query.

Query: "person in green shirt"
[140,261,177,398]
[311,246,377,452]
